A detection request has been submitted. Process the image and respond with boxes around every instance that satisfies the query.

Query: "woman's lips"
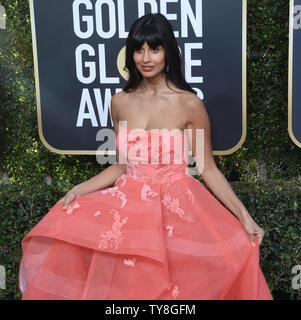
[142,66,155,72]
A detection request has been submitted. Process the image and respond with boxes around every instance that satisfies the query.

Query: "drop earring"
[166,65,169,72]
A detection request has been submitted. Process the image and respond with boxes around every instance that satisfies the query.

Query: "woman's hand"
[239,213,265,247]
[56,187,81,210]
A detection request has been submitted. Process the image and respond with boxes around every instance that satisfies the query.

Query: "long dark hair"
[123,13,197,95]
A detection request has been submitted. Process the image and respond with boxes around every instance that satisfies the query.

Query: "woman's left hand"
[239,214,265,247]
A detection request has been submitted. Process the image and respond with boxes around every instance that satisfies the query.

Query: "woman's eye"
[152,48,159,52]
[135,48,142,53]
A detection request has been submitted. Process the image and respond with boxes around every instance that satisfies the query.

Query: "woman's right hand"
[56,187,80,210]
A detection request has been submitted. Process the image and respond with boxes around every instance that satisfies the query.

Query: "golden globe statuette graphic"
[117,46,129,81]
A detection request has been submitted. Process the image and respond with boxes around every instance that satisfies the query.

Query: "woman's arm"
[58,92,127,207]
[73,91,127,197]
[72,163,126,197]
[58,162,126,209]
[186,95,265,246]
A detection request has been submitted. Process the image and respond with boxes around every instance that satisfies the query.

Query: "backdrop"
[30,0,246,155]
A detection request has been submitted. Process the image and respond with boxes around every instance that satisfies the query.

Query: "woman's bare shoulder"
[111,91,127,107]
[177,91,203,109]
[112,90,138,104]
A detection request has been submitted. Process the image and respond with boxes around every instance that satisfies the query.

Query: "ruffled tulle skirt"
[19,173,273,300]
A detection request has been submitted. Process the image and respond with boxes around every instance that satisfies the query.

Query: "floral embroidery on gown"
[19,127,273,300]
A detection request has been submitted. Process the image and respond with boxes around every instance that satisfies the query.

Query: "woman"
[19,13,273,300]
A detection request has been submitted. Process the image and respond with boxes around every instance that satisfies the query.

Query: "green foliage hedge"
[0,179,300,300]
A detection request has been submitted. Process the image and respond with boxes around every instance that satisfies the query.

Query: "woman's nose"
[142,51,151,63]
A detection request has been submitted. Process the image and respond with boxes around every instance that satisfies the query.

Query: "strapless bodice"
[116,127,191,184]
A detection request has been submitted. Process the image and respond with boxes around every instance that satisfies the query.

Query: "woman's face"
[133,42,166,78]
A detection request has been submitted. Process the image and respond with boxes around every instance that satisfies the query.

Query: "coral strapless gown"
[19,127,273,300]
